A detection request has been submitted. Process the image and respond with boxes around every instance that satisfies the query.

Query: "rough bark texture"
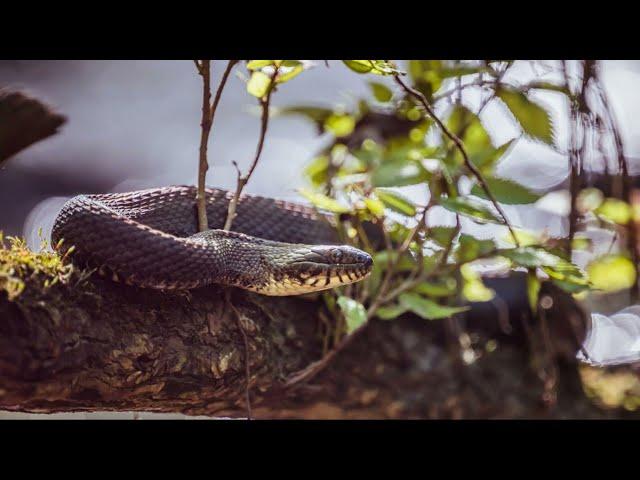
[0,269,636,419]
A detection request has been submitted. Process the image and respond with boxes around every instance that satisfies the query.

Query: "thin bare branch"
[194,60,237,232]
[196,60,212,232]
[224,66,277,231]
[210,60,238,125]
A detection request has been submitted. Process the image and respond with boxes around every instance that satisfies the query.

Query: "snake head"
[302,245,373,269]
[267,244,373,295]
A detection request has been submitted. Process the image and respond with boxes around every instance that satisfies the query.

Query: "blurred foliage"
[270,59,602,347]
[581,366,640,411]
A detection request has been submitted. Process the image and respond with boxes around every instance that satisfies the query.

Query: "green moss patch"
[0,231,73,300]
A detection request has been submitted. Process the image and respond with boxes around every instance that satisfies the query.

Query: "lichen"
[0,231,73,301]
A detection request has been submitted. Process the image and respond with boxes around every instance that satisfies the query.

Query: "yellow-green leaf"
[596,198,633,225]
[298,188,350,213]
[247,71,272,98]
[343,60,401,76]
[276,64,304,83]
[364,197,386,217]
[460,263,495,302]
[247,60,275,70]
[527,271,541,313]
[304,155,330,187]
[343,60,375,73]
[324,114,356,137]
[587,255,636,293]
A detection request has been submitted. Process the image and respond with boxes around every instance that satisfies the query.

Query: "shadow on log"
[0,265,635,419]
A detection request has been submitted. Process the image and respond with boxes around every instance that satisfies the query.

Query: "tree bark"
[0,269,634,419]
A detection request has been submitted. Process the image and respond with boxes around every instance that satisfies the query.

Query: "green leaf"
[373,250,415,272]
[298,188,350,213]
[276,64,304,83]
[337,296,368,333]
[343,60,402,76]
[501,228,542,247]
[246,71,272,98]
[499,246,573,270]
[408,60,444,100]
[399,292,469,320]
[376,303,408,320]
[375,188,417,216]
[429,226,459,247]
[304,155,330,187]
[595,198,633,225]
[439,196,502,224]
[444,106,515,174]
[499,246,588,288]
[324,114,356,137]
[343,60,375,73]
[460,264,495,302]
[470,176,541,204]
[246,60,275,70]
[411,279,457,298]
[497,88,554,145]
[551,278,591,294]
[372,161,430,188]
[527,271,541,313]
[587,255,636,293]
[364,197,386,217]
[369,81,393,102]
[455,234,496,263]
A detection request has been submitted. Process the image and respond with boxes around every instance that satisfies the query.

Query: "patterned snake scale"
[51,186,373,295]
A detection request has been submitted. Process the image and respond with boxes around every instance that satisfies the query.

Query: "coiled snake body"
[51,186,373,295]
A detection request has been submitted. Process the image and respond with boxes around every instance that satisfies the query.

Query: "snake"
[51,185,373,295]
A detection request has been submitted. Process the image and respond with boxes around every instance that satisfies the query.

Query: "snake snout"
[308,245,373,269]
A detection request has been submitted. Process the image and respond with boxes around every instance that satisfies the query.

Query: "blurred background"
[2,60,640,418]
[1,60,639,244]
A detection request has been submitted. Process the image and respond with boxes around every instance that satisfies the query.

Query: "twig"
[224,65,277,231]
[393,74,520,247]
[432,78,496,103]
[562,60,587,256]
[195,60,212,232]
[194,60,237,232]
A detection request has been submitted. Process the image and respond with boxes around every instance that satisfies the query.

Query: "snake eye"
[331,249,343,262]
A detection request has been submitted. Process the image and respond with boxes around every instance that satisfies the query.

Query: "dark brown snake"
[51,185,373,295]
